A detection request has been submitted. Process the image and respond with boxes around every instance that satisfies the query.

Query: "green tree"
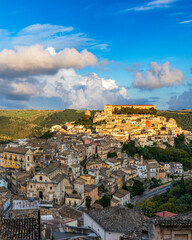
[131,180,144,196]
[86,196,92,209]
[126,203,134,209]
[156,202,176,213]
[122,183,131,192]
[99,195,111,208]
[137,200,156,217]
[180,175,186,196]
[40,130,53,139]
[175,133,185,146]
[107,152,117,158]
[178,194,192,205]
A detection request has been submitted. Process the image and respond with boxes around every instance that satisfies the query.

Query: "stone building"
[65,194,82,207]
[27,162,72,204]
[111,189,130,207]
[84,206,148,240]
[84,184,98,205]
[2,147,34,172]
[149,212,192,240]
[104,104,156,116]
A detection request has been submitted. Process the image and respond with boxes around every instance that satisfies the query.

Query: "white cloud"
[118,0,177,13]
[0,66,129,109]
[0,45,97,77]
[133,61,183,89]
[19,24,73,35]
[168,89,192,110]
[0,24,108,51]
[39,69,129,109]
[179,20,192,24]
[101,78,118,90]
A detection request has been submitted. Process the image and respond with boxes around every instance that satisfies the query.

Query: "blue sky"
[0,0,191,110]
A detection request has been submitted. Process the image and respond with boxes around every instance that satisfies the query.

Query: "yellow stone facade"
[1,148,34,172]
[104,104,156,116]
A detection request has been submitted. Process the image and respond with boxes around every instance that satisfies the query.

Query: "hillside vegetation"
[0,109,191,140]
[158,110,192,132]
[0,109,96,140]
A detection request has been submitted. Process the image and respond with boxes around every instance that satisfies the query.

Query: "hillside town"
[55,104,191,144]
[0,104,192,239]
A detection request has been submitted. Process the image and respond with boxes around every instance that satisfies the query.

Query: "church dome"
[169,118,176,124]
[84,107,91,116]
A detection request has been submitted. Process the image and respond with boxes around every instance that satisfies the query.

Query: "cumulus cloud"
[0,66,130,109]
[0,77,40,100]
[40,69,129,109]
[0,45,97,78]
[168,89,192,110]
[133,61,183,89]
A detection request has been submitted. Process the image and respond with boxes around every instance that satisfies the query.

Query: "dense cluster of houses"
[53,105,192,148]
[0,130,184,215]
[0,104,191,239]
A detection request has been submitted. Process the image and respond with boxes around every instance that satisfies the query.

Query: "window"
[30,185,32,188]
[28,156,30,161]
[39,176,43,181]
[50,186,52,190]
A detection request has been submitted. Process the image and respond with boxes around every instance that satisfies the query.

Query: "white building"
[136,164,147,179]
[84,206,148,240]
[111,189,130,206]
[170,162,183,175]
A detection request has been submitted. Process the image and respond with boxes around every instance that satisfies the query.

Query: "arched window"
[39,176,43,181]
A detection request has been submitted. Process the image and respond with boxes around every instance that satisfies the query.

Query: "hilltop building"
[82,107,92,120]
[104,104,156,116]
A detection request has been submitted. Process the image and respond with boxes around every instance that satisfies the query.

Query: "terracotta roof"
[0,187,11,197]
[41,162,60,175]
[111,198,119,204]
[154,211,177,218]
[4,147,30,155]
[51,173,65,183]
[152,212,192,226]
[113,189,130,199]
[86,206,148,235]
[66,194,81,199]
[59,205,83,219]
[92,203,103,209]
[74,178,86,185]
[84,184,97,192]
